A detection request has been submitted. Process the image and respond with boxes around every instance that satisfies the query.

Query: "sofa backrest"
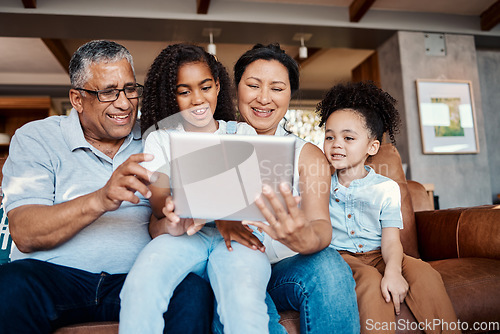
[457,206,500,259]
[417,205,500,261]
[407,181,434,212]
[368,144,420,258]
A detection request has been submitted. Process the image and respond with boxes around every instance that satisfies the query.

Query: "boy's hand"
[216,220,265,252]
[381,270,409,315]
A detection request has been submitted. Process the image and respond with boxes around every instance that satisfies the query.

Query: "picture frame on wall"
[415,79,479,154]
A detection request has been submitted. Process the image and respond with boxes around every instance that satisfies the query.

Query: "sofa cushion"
[430,257,500,328]
[278,310,300,334]
[53,322,118,334]
[52,312,303,334]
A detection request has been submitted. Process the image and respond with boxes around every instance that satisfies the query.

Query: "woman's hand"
[149,196,205,238]
[381,270,409,315]
[243,182,324,254]
[243,143,332,254]
[216,220,265,252]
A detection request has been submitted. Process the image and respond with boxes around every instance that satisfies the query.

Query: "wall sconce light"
[293,33,312,60]
[299,37,308,59]
[207,32,216,56]
[202,28,221,56]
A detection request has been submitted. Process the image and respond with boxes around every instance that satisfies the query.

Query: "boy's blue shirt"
[328,166,403,253]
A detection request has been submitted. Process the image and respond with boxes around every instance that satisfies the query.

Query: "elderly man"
[0,40,212,333]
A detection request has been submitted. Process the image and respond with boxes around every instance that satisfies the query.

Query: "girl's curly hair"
[140,44,236,134]
[316,81,401,144]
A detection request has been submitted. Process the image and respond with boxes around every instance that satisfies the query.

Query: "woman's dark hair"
[140,43,235,134]
[316,81,401,144]
[234,43,299,95]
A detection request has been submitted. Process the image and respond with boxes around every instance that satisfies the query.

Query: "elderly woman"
[218,43,360,333]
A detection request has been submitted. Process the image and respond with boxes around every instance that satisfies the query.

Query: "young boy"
[316,81,460,334]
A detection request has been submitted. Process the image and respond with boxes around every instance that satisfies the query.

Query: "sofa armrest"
[416,205,500,261]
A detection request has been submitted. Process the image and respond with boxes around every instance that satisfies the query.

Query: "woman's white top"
[263,124,307,264]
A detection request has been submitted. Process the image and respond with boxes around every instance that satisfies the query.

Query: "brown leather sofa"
[7,144,500,333]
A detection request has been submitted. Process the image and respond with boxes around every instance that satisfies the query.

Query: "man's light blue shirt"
[1,109,151,274]
[329,166,403,253]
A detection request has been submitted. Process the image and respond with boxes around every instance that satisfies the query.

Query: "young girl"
[119,44,271,334]
[316,81,460,334]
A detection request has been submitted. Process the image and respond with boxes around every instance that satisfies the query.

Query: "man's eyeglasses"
[76,84,144,103]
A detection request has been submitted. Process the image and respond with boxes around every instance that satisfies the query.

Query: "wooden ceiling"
[1,0,498,102]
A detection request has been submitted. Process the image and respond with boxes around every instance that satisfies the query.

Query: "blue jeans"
[212,292,285,334]
[212,247,361,333]
[0,258,212,334]
[268,247,360,334]
[120,225,271,334]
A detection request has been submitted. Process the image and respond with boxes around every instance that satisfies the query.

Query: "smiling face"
[71,58,138,146]
[323,109,380,182]
[176,61,220,133]
[237,59,291,135]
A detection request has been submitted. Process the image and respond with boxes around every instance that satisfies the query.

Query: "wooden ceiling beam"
[349,0,376,23]
[481,0,500,31]
[197,0,211,14]
[22,0,36,8]
[41,38,71,74]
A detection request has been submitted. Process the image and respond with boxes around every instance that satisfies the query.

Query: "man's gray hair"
[69,40,135,88]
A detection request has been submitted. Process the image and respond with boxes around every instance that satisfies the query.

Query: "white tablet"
[169,131,295,221]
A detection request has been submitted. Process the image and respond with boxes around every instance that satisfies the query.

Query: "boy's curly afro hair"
[316,81,401,144]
